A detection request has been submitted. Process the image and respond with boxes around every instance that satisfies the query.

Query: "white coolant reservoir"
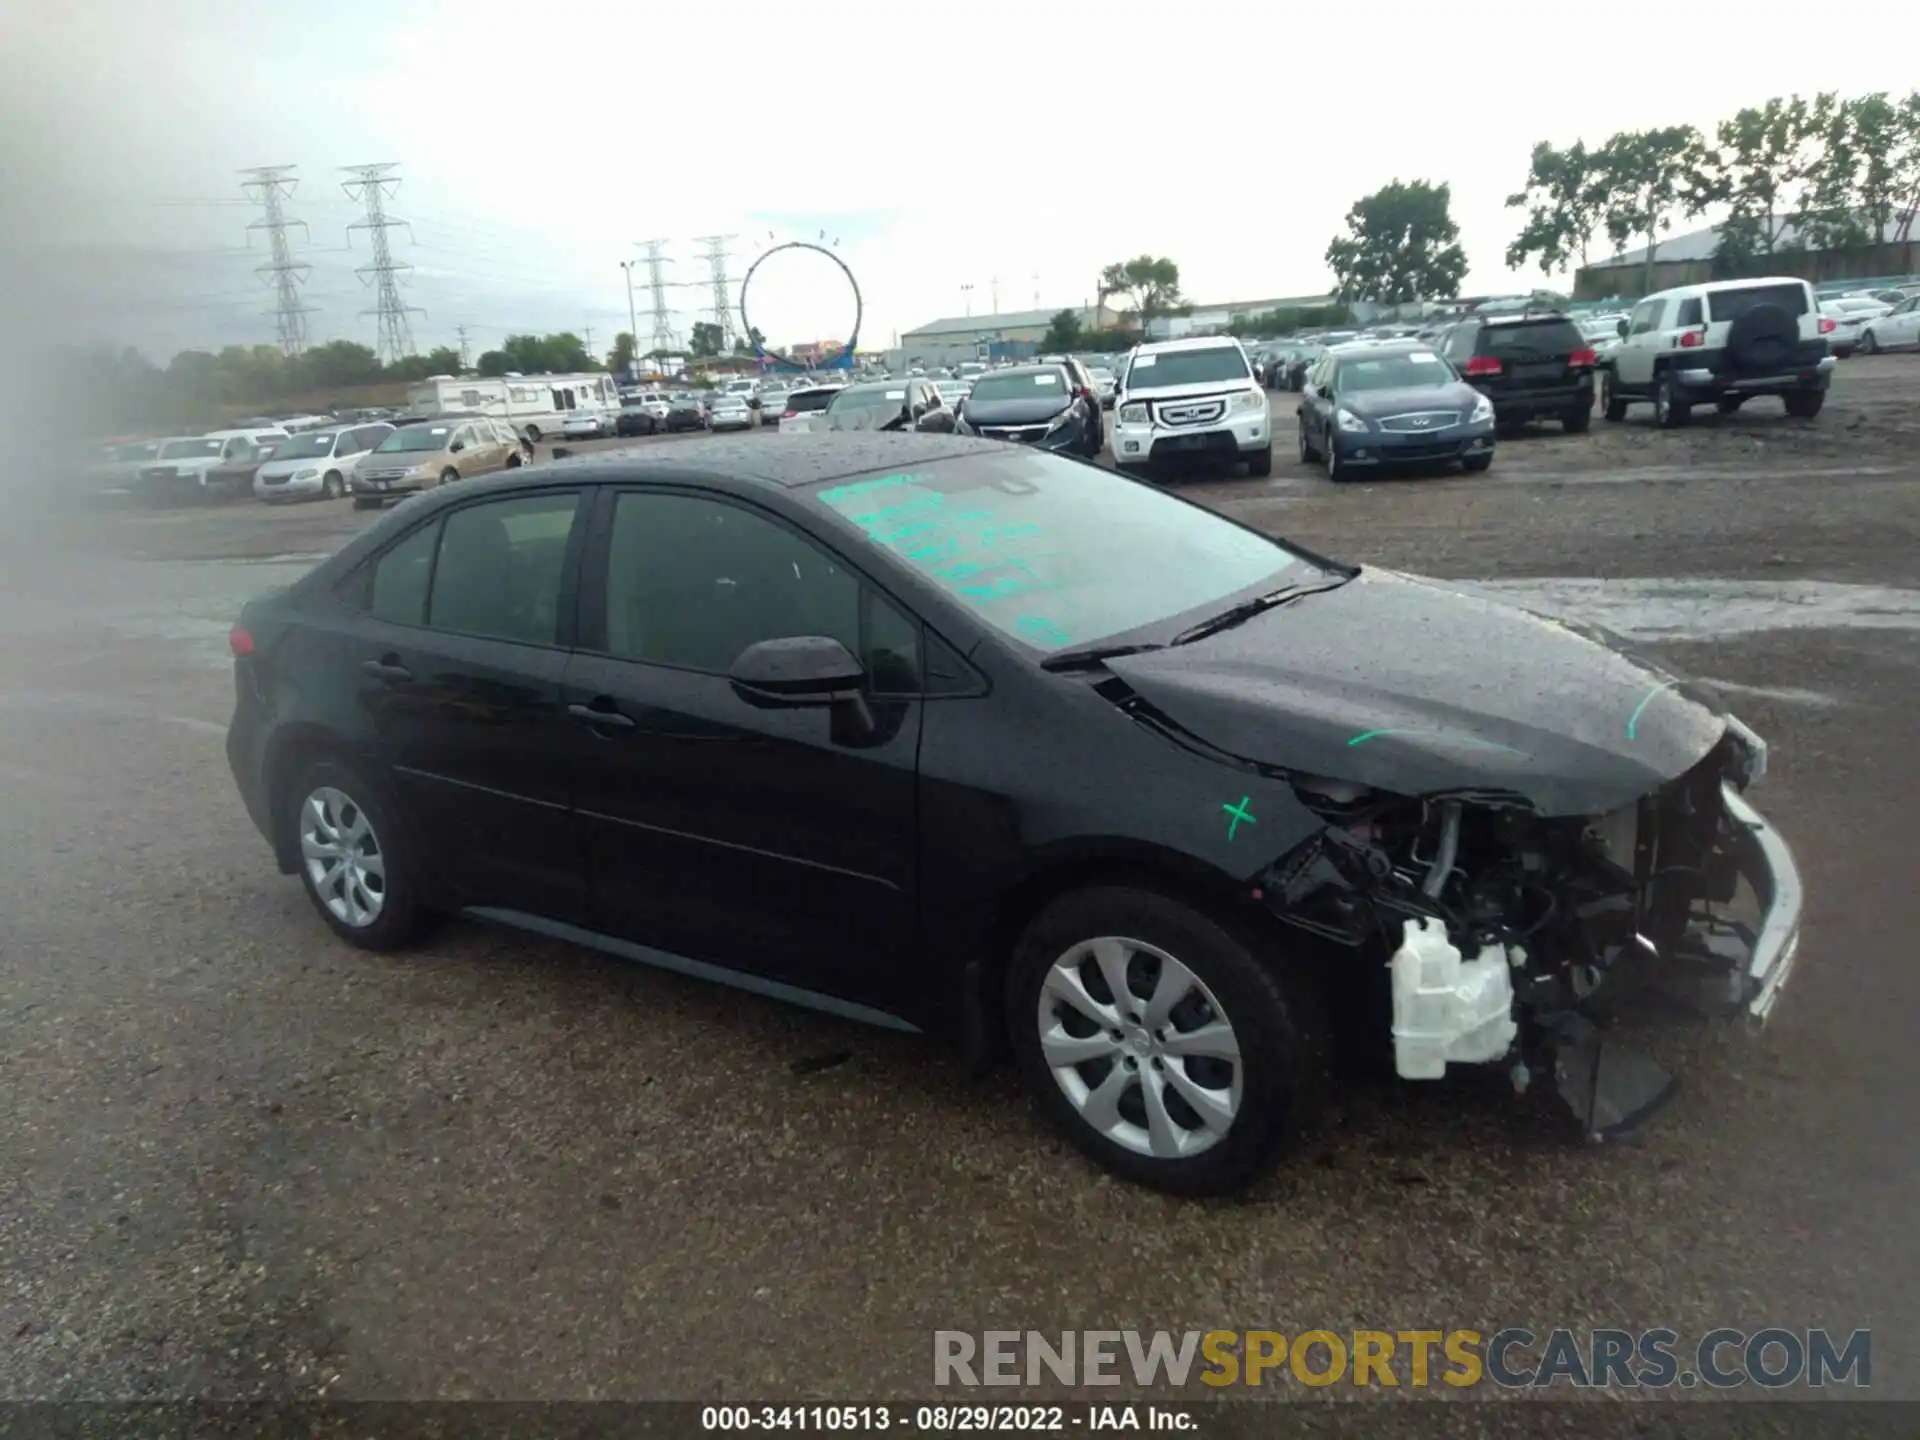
[1388,917,1518,1080]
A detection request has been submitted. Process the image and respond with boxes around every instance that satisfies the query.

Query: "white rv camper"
[405,372,621,441]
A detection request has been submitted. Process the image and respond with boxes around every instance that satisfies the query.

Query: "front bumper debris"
[1717,783,1803,1024]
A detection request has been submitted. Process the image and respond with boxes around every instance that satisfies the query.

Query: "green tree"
[1894,91,1920,240]
[1098,256,1186,331]
[1505,141,1609,277]
[1039,309,1083,352]
[1596,126,1715,291]
[476,349,513,377]
[607,331,637,374]
[688,321,724,358]
[1325,179,1468,304]
[732,326,766,356]
[1708,95,1830,262]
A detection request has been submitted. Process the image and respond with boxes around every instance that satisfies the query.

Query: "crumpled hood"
[963,395,1073,425]
[1106,568,1729,816]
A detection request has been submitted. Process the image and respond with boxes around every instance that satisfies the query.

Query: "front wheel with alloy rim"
[1861,330,1879,356]
[290,759,425,950]
[1007,886,1330,1194]
[1325,436,1349,482]
[1601,371,1627,422]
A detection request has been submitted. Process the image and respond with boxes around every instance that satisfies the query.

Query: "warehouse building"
[1573,216,1920,300]
[891,304,1120,371]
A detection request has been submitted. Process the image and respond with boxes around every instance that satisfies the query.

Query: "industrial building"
[1573,216,1920,300]
[891,304,1120,371]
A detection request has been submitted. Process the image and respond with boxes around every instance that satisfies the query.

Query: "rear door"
[561,487,922,1007]
[341,488,591,920]
[1616,298,1667,387]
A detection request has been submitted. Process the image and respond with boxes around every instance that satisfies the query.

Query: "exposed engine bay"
[1252,716,1797,1140]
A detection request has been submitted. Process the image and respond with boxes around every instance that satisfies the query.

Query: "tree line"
[1318,89,1920,305]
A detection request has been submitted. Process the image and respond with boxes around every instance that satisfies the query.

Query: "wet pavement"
[2,354,1918,1402]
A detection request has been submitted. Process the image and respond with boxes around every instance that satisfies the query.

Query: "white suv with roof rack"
[1602,276,1835,425]
[1111,337,1271,477]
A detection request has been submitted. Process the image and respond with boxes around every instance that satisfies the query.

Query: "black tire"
[322,471,343,499]
[1724,301,1797,375]
[1462,452,1493,473]
[1297,421,1318,463]
[1601,370,1628,423]
[1783,389,1825,419]
[1563,405,1591,434]
[1245,444,1273,478]
[351,496,379,510]
[1654,374,1690,428]
[1715,395,1746,415]
[1860,330,1880,356]
[524,425,542,442]
[1324,435,1348,482]
[286,758,426,952]
[438,467,459,487]
[1005,885,1330,1195]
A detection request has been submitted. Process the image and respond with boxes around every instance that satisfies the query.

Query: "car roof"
[466,434,1013,496]
[980,363,1068,378]
[1133,336,1246,354]
[1330,340,1431,359]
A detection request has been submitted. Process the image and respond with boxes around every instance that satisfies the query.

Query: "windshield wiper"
[1169,575,1351,647]
[1039,642,1166,673]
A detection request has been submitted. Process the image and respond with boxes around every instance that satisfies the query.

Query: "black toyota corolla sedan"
[225,434,1801,1194]
[1297,341,1497,480]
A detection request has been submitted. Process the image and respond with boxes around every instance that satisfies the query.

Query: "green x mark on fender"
[1222,796,1257,842]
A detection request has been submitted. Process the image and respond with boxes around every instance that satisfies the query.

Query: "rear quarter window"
[1707,284,1809,322]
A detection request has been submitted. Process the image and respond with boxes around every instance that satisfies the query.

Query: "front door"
[562,488,922,1008]
[346,488,591,921]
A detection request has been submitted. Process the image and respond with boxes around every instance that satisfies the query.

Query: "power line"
[637,240,677,353]
[696,234,738,349]
[239,165,314,357]
[341,162,426,363]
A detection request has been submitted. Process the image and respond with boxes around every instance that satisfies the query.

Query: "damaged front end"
[1253,715,1803,1141]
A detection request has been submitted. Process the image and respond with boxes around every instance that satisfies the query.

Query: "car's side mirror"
[1616,318,1629,338]
[449,441,465,453]
[729,635,865,704]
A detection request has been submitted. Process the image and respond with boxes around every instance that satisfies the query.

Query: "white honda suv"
[1112,337,1272,477]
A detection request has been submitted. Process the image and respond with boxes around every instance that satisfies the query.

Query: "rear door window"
[368,520,441,627]
[428,493,582,647]
[1707,284,1809,322]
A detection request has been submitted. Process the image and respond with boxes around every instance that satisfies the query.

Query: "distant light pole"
[619,260,641,376]
[960,283,974,317]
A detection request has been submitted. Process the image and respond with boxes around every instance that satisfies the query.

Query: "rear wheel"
[1601,370,1628,423]
[1653,374,1690,427]
[289,759,425,951]
[1245,444,1273,478]
[1784,389,1825,419]
[1006,886,1330,1195]
[1563,404,1591,434]
[1860,330,1880,356]
[524,425,542,442]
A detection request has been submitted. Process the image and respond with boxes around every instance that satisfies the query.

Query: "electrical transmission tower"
[638,240,677,354]
[455,324,472,369]
[696,235,739,349]
[239,166,314,357]
[341,163,425,363]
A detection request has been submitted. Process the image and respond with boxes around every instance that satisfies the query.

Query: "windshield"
[785,388,837,413]
[377,425,454,453]
[109,442,161,462]
[826,387,909,430]
[812,451,1314,654]
[272,431,341,459]
[158,438,224,460]
[1336,352,1456,393]
[1129,346,1250,388]
[967,371,1067,404]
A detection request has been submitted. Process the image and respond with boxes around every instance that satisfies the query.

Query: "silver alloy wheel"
[1036,935,1243,1160]
[299,786,387,927]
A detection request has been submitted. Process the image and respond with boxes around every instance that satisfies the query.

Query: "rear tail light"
[1679,328,1706,348]
[782,409,797,419]
[228,625,255,658]
[1568,347,1598,367]
[1463,356,1502,376]
[1818,317,1837,335]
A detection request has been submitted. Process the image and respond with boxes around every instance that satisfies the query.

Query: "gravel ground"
[2,354,1916,1406]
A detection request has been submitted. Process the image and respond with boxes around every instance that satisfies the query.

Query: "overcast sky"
[6,0,1918,364]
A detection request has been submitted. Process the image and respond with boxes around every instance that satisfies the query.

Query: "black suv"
[1431,311,1597,433]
